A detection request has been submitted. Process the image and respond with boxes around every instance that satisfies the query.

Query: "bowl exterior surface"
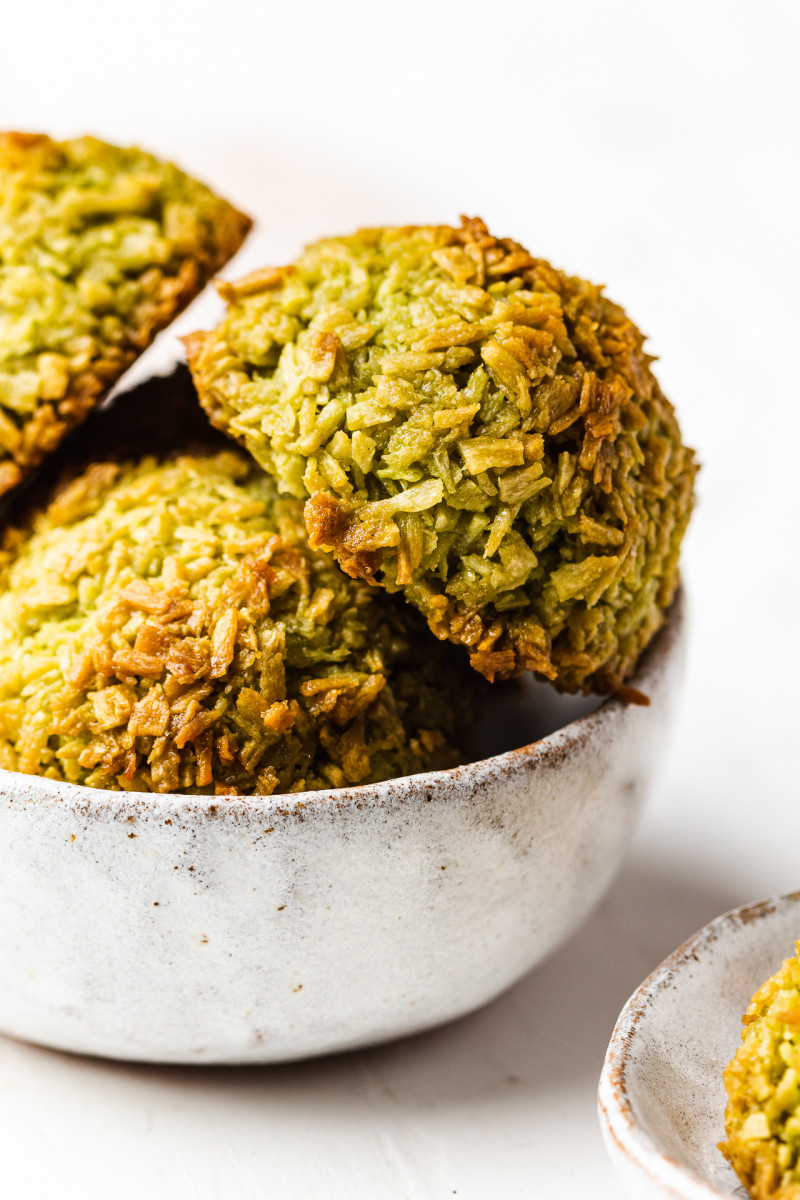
[598,891,800,1200]
[0,602,684,1064]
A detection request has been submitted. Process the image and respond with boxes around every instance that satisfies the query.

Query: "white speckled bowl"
[599,890,800,1200]
[0,595,685,1065]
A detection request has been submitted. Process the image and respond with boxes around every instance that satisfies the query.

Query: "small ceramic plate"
[598,891,800,1200]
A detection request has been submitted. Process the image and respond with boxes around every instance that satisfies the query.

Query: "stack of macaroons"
[0,148,696,795]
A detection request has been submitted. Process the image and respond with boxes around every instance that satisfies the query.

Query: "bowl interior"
[472,673,600,758]
[601,892,800,1199]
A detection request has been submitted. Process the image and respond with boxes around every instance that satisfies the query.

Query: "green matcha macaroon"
[721,947,800,1200]
[185,217,696,693]
[0,133,250,494]
[0,451,472,794]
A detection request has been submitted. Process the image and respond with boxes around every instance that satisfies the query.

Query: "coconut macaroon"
[184,217,696,692]
[0,133,251,495]
[720,947,800,1199]
[0,451,471,794]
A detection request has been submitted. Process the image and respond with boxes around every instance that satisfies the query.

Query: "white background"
[1,1,799,1195]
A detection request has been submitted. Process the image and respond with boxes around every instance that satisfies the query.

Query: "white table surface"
[2,1,798,1194]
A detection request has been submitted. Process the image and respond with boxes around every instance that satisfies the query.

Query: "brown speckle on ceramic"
[0,597,685,1064]
[598,889,800,1200]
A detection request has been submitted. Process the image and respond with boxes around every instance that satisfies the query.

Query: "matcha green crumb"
[184,217,696,693]
[721,946,800,1199]
[0,450,472,794]
[0,133,251,494]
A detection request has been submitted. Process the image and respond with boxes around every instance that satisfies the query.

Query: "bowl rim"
[598,887,800,1200]
[0,589,684,815]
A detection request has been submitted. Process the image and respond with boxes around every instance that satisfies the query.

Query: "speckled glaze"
[0,597,684,1065]
[598,890,800,1200]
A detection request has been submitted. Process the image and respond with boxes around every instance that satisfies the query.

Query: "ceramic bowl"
[598,890,800,1200]
[0,594,685,1065]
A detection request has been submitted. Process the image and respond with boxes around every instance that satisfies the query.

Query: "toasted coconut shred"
[0,452,472,794]
[186,217,697,692]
